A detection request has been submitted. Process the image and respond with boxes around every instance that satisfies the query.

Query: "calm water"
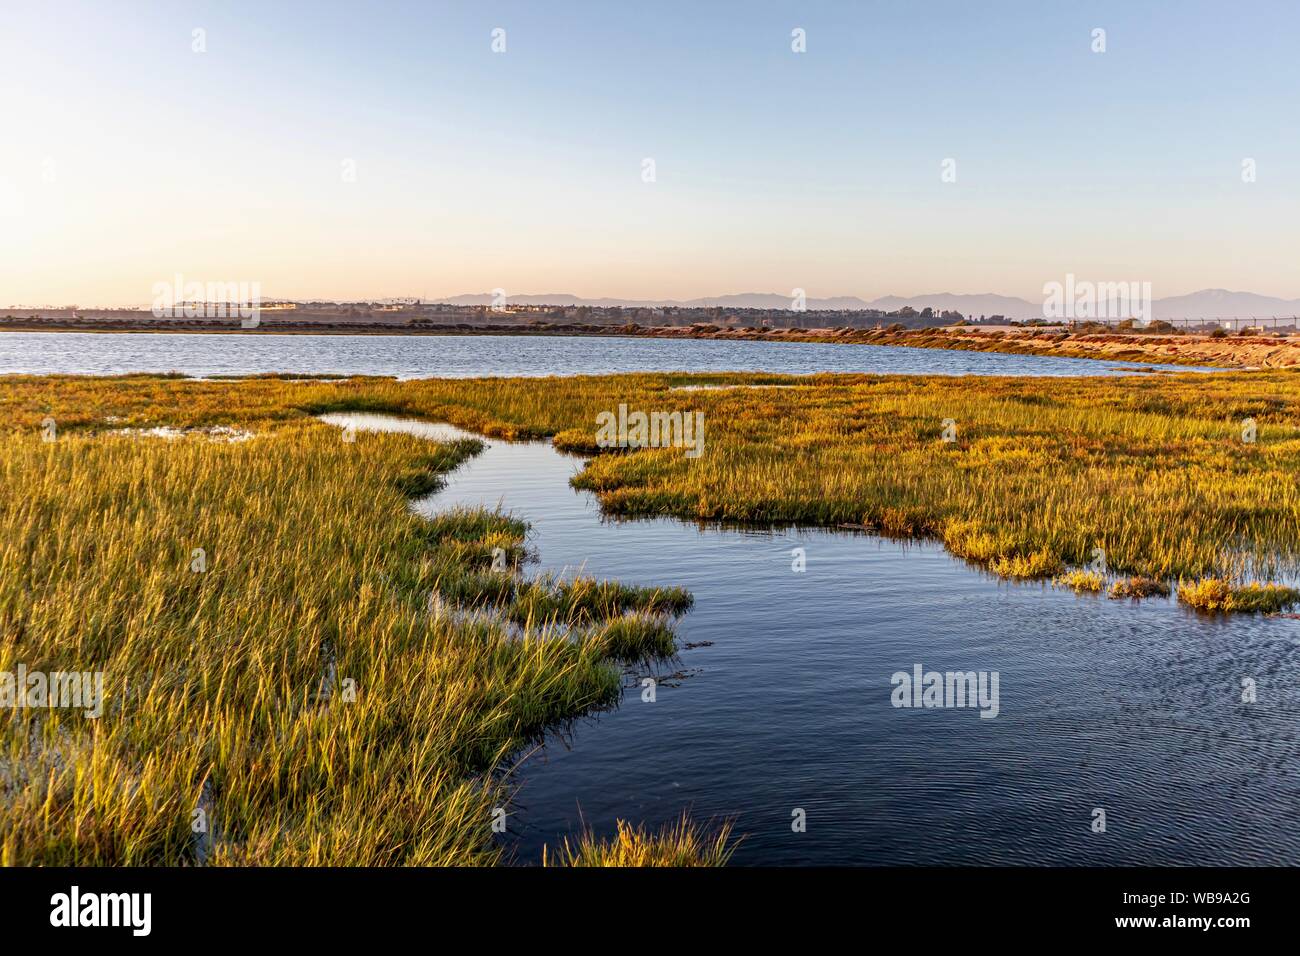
[323,413,1300,866]
[1,331,1219,378]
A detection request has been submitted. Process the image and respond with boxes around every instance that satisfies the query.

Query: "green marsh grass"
[7,368,1300,591]
[0,415,692,865]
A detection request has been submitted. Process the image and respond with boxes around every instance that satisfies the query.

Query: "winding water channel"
[321,411,1300,866]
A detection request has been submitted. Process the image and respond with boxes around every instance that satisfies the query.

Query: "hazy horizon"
[3,0,1298,307]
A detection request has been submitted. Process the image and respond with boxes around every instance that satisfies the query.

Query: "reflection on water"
[323,412,1300,866]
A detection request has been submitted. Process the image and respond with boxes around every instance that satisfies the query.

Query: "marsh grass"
[1055,570,1105,593]
[1108,576,1172,600]
[0,414,693,865]
[8,368,1300,592]
[987,549,1064,580]
[1055,572,1177,601]
[584,613,680,662]
[542,815,737,867]
[278,369,1300,588]
[1177,578,1300,614]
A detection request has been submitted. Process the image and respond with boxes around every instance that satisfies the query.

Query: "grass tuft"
[584,613,679,662]
[988,549,1063,580]
[542,816,737,867]
[1178,578,1299,613]
[1108,576,1172,599]
[1055,570,1104,593]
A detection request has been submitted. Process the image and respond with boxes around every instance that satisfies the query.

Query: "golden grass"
[1108,576,1172,600]
[542,816,737,867]
[6,367,1300,584]
[988,549,1064,580]
[0,417,694,865]
[1055,570,1105,593]
[1177,578,1300,614]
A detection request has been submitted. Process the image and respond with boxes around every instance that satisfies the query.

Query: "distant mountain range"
[1143,289,1300,320]
[439,289,1300,321]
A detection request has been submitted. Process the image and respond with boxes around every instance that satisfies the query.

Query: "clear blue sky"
[2,0,1297,305]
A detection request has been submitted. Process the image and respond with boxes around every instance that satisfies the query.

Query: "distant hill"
[438,288,1300,321]
[440,290,1041,316]
[864,293,1041,320]
[1150,289,1300,319]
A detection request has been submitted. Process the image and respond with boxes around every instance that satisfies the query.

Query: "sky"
[1,0,1298,307]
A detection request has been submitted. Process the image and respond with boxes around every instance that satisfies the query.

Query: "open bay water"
[1,331,1221,378]
[321,413,1300,866]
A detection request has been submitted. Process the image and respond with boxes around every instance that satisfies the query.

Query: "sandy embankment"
[622,324,1300,369]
